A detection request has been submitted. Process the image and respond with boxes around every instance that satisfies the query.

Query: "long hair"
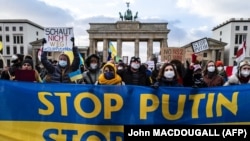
[203,60,218,75]
[156,63,178,80]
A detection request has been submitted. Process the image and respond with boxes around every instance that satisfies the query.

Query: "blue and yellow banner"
[0,80,249,140]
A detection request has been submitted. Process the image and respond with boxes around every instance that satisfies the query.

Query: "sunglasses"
[131,57,141,62]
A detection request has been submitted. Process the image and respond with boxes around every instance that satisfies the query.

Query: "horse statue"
[124,9,133,21]
[134,11,138,21]
[119,12,123,21]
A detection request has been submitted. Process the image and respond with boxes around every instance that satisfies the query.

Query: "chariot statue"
[119,2,138,21]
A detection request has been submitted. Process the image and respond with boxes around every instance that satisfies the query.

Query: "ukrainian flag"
[0,41,3,51]
[109,42,117,59]
[68,69,82,82]
[79,53,84,66]
[69,53,84,82]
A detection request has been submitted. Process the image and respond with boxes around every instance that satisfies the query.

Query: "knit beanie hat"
[22,59,33,69]
[193,64,202,72]
[130,56,141,64]
[215,61,223,67]
[238,60,250,70]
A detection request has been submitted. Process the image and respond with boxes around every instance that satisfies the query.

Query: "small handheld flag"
[68,69,83,82]
[236,40,246,63]
[0,41,3,51]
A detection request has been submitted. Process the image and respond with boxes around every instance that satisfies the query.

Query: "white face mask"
[131,63,140,69]
[164,71,175,79]
[59,60,67,67]
[217,66,223,71]
[117,66,123,70]
[90,63,97,69]
[241,70,250,77]
[207,66,215,72]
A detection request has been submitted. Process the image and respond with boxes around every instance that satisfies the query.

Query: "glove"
[71,37,75,42]
[186,60,190,68]
[151,83,159,89]
[42,38,47,44]
[191,53,197,63]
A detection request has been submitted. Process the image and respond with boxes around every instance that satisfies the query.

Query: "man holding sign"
[41,27,80,83]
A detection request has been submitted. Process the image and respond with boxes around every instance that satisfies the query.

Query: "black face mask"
[193,73,202,80]
[104,72,115,80]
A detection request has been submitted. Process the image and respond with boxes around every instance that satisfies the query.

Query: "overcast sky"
[1,0,250,62]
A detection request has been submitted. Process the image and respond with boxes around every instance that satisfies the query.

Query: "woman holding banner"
[152,63,183,88]
[95,62,125,85]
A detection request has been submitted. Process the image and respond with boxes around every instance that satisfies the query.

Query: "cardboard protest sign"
[43,27,74,52]
[161,47,185,62]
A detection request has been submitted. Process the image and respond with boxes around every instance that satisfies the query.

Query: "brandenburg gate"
[87,3,170,62]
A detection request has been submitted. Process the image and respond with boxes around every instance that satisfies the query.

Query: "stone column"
[147,39,153,60]
[212,49,216,62]
[32,48,36,65]
[161,38,168,48]
[134,39,139,57]
[103,39,108,61]
[94,41,98,54]
[220,49,224,61]
[117,39,122,58]
[89,39,94,54]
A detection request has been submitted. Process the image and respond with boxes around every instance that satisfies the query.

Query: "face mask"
[117,66,123,70]
[193,73,202,80]
[164,71,175,79]
[131,63,140,69]
[217,66,223,71]
[59,60,67,67]
[90,63,97,69]
[104,72,115,80]
[241,70,250,77]
[39,65,44,69]
[207,66,215,72]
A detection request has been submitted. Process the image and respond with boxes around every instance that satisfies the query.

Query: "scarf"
[98,74,122,85]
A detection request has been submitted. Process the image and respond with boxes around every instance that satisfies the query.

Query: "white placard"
[191,38,209,53]
[43,27,74,52]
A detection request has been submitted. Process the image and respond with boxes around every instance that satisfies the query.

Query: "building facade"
[87,21,169,63]
[212,18,250,66]
[181,38,227,67]
[0,19,44,68]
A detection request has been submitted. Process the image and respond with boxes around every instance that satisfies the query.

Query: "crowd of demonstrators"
[152,63,183,88]
[4,45,250,88]
[224,60,250,86]
[81,54,102,84]
[95,62,125,85]
[0,53,42,82]
[119,56,152,86]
